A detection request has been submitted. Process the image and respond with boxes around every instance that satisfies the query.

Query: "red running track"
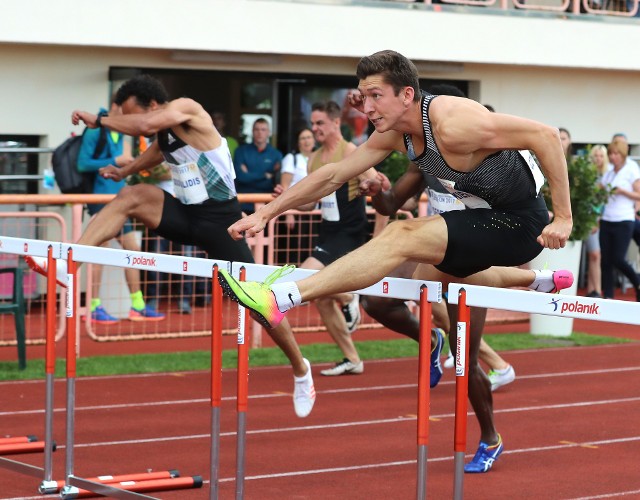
[1,339,640,499]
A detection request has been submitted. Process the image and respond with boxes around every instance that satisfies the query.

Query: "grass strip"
[0,331,632,381]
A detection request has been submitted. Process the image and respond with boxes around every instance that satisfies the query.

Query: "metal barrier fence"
[0,212,67,346]
[0,194,417,346]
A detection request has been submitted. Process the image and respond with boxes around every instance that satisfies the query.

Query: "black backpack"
[51,127,108,194]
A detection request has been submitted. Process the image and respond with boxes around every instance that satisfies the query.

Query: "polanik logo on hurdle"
[549,297,601,316]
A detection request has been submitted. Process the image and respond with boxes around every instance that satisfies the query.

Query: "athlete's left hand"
[359,172,390,197]
[537,216,573,249]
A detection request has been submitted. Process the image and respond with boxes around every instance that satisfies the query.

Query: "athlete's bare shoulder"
[366,129,407,155]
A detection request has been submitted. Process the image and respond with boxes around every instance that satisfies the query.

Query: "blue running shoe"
[464,435,504,473]
[91,306,119,325]
[430,327,445,388]
[129,305,166,322]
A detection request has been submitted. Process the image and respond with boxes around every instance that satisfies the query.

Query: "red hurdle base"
[63,476,203,499]
[0,441,56,455]
[0,435,38,445]
[53,469,180,492]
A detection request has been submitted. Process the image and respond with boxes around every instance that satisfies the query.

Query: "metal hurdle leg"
[210,264,223,500]
[416,285,432,500]
[39,246,59,494]
[236,267,250,500]
[453,289,470,500]
[60,250,79,499]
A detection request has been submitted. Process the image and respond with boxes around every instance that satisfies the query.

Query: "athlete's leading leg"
[296,217,448,302]
[78,184,165,248]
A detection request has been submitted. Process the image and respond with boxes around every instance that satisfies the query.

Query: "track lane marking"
[3,364,640,417]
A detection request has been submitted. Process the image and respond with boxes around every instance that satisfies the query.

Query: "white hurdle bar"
[447,284,640,325]
[446,283,640,500]
[232,262,442,500]
[0,236,227,499]
[0,237,60,492]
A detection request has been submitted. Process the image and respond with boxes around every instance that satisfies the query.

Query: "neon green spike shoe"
[218,265,296,329]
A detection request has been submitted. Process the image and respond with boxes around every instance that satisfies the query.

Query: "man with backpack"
[77,100,165,323]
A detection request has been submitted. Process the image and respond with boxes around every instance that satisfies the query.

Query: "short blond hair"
[607,138,628,161]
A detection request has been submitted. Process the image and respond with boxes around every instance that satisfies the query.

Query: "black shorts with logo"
[155,191,254,264]
[311,227,368,267]
[436,195,549,278]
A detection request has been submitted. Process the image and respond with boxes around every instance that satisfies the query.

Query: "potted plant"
[530,148,609,336]
[541,149,609,242]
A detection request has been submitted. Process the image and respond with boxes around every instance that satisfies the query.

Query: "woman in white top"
[599,139,640,300]
[280,128,315,189]
[585,145,608,298]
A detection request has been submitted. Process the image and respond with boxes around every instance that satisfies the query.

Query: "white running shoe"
[293,358,316,418]
[320,358,364,376]
[488,365,516,392]
[24,255,68,287]
[443,353,454,369]
[341,294,361,334]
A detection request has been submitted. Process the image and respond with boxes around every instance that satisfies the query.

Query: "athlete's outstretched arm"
[72,98,214,141]
[227,134,397,239]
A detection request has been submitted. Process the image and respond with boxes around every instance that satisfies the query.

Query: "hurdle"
[5,233,447,498]
[0,236,221,498]
[54,240,222,499]
[447,283,640,500]
[0,238,60,489]
[230,262,442,500]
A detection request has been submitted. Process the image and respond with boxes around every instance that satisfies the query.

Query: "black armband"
[96,111,108,128]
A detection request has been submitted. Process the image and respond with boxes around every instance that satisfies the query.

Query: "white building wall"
[1,0,638,151]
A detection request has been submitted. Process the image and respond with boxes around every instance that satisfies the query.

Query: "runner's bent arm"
[431,97,572,248]
[100,141,164,182]
[370,163,424,216]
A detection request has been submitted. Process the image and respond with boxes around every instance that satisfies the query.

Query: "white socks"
[529,269,554,293]
[272,282,302,313]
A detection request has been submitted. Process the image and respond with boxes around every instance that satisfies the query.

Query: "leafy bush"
[541,148,609,241]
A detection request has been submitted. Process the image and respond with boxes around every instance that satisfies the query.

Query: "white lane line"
[213,435,640,483]
[568,490,640,499]
[2,340,639,387]
[3,365,640,417]
[36,397,640,450]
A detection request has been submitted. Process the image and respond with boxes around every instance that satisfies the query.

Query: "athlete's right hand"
[99,165,123,182]
[228,212,267,240]
[346,90,365,114]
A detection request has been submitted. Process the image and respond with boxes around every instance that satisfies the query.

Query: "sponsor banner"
[238,305,246,345]
[66,274,74,318]
[455,322,467,377]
